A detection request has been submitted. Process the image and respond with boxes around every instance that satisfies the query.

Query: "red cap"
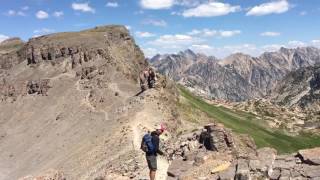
[156,124,166,132]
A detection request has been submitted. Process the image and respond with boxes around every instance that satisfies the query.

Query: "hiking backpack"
[141,133,155,153]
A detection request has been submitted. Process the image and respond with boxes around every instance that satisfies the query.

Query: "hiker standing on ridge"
[139,68,149,91]
[141,124,165,180]
[148,67,156,88]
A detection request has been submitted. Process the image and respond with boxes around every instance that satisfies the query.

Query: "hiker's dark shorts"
[146,155,157,171]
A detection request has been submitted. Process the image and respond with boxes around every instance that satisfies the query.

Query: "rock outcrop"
[0,37,25,69]
[166,124,320,180]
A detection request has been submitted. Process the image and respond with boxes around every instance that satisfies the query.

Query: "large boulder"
[298,147,320,165]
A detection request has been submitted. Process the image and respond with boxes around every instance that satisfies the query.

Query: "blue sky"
[0,0,320,58]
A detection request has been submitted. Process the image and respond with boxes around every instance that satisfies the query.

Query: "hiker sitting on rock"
[141,124,165,180]
[199,126,217,151]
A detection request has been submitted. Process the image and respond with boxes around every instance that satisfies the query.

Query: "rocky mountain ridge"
[272,65,320,111]
[0,25,179,180]
[150,47,320,102]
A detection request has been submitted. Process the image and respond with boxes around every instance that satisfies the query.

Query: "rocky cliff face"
[272,65,320,111]
[151,47,320,102]
[221,47,320,96]
[150,49,199,81]
[0,38,25,70]
[0,25,179,180]
[151,50,261,101]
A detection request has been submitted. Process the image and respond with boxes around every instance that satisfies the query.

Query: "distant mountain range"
[149,47,320,107]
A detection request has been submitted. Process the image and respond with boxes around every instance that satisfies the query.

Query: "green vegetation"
[179,86,320,154]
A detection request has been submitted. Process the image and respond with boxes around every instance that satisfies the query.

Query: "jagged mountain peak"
[220,52,255,66]
[180,49,196,56]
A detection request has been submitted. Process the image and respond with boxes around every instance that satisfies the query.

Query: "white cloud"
[33,28,55,34]
[182,2,241,17]
[187,29,241,38]
[190,44,261,58]
[175,0,206,7]
[188,29,216,37]
[148,34,202,50]
[142,47,159,57]
[135,31,156,38]
[311,40,320,44]
[0,34,10,43]
[17,11,26,16]
[144,34,201,56]
[190,44,213,54]
[140,0,174,9]
[7,10,16,16]
[125,25,132,30]
[36,10,49,19]
[260,31,281,37]
[191,44,212,49]
[53,11,64,17]
[262,44,285,52]
[220,30,241,37]
[311,40,320,47]
[5,10,26,16]
[223,44,258,54]
[71,2,95,13]
[288,40,306,47]
[246,0,289,16]
[106,2,119,8]
[142,19,167,27]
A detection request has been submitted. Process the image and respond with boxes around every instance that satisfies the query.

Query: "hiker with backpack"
[148,67,156,89]
[141,124,165,180]
[139,68,149,91]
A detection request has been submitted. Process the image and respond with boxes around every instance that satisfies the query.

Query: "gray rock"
[167,159,193,178]
[298,147,320,165]
[235,159,250,180]
[301,165,320,178]
[274,155,296,169]
[269,168,281,180]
